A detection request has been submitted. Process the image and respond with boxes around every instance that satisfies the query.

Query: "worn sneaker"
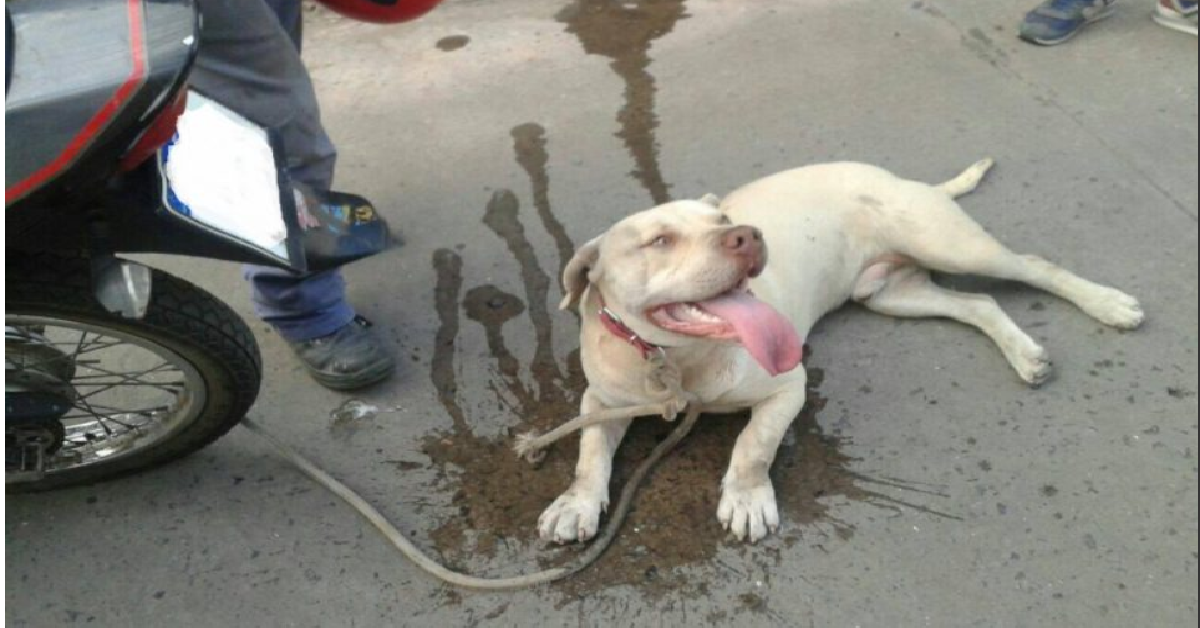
[1153,0,1199,34]
[1020,0,1118,45]
[287,316,395,391]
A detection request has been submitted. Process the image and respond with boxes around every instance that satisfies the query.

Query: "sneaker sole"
[305,357,396,391]
[1020,5,1117,45]
[1153,10,1200,34]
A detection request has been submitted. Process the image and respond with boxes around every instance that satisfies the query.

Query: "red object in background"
[315,0,445,24]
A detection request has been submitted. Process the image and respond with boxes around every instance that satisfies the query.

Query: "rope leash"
[240,403,703,590]
[512,402,676,463]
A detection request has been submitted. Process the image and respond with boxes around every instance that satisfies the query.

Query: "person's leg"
[262,0,304,51]
[1019,0,1118,45]
[243,267,355,342]
[192,0,336,194]
[190,0,394,389]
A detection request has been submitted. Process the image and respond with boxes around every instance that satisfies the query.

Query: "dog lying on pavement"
[539,159,1144,544]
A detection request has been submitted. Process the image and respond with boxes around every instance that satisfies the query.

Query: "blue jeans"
[190,0,356,342]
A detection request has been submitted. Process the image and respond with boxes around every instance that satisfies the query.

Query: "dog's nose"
[721,226,763,252]
[721,226,766,276]
[720,226,758,252]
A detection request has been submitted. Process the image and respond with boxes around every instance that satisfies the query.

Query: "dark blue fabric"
[193,0,356,341]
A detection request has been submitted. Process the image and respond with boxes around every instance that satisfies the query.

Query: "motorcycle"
[4,0,441,492]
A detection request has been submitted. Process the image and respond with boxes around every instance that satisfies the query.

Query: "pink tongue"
[698,292,804,376]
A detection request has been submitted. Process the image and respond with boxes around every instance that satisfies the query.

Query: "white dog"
[538,159,1144,544]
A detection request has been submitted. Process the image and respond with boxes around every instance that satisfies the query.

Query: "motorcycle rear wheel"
[6,253,261,492]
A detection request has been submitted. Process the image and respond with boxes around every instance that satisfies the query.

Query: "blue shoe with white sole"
[1020,0,1118,45]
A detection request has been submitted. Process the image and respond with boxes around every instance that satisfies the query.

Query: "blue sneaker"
[1020,0,1118,45]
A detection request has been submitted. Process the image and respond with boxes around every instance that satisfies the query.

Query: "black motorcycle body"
[5,0,389,491]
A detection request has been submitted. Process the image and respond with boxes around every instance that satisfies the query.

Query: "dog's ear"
[560,235,604,311]
[699,193,721,208]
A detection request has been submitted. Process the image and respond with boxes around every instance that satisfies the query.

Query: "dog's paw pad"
[1013,342,1053,387]
[538,490,604,544]
[717,482,780,543]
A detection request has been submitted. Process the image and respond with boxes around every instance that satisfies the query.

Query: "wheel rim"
[6,314,207,479]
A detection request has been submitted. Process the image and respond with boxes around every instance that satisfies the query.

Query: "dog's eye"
[648,235,674,248]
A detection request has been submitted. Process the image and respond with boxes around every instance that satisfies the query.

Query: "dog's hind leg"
[885,188,1145,330]
[860,266,1053,385]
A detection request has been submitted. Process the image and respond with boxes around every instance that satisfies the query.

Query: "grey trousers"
[190,0,355,342]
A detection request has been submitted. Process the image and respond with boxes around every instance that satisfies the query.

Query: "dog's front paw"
[718,480,780,543]
[1009,337,1053,387]
[538,488,606,544]
[1082,288,1145,330]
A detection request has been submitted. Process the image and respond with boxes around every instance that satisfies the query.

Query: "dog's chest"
[584,341,754,407]
[679,353,751,403]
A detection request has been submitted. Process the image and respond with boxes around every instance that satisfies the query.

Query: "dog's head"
[562,196,803,376]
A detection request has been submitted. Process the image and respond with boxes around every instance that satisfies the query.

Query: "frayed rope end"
[513,433,548,464]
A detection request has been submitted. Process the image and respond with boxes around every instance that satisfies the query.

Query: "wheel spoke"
[72,333,119,359]
[71,400,164,415]
[13,339,122,352]
[72,329,90,360]
[74,381,185,391]
[74,377,184,400]
[5,332,123,374]
[70,396,115,436]
[73,361,175,380]
[66,404,146,432]
[71,362,181,399]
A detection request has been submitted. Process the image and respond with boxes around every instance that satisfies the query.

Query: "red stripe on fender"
[5,0,147,206]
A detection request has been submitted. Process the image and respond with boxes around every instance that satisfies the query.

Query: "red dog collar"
[595,292,666,361]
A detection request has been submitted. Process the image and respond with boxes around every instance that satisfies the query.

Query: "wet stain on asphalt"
[463,285,534,410]
[482,190,578,402]
[558,0,689,204]
[430,249,468,431]
[512,123,576,281]
[425,135,590,562]
[549,368,861,600]
[425,236,585,561]
[436,35,470,52]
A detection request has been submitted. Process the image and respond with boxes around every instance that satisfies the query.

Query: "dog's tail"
[937,158,995,198]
